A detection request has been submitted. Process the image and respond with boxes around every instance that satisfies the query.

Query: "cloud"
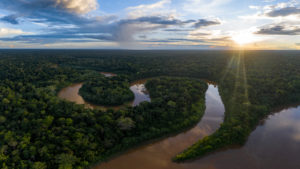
[0,0,226,47]
[102,16,196,42]
[186,29,234,47]
[296,43,300,46]
[266,7,300,17]
[189,32,211,36]
[141,38,205,43]
[0,15,198,44]
[0,33,111,44]
[194,19,220,28]
[53,0,98,14]
[0,0,194,45]
[110,16,197,42]
[126,0,173,18]
[0,0,98,25]
[164,28,192,32]
[6,0,99,15]
[256,24,300,35]
[127,0,171,12]
[241,1,300,21]
[0,28,30,37]
[1,15,19,24]
[119,16,194,26]
[145,44,227,50]
[249,5,260,10]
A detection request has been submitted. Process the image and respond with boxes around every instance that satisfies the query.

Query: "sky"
[0,0,299,49]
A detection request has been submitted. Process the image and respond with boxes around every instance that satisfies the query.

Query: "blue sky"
[0,0,299,49]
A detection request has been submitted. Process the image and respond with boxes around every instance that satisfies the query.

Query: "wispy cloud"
[126,0,174,18]
[140,38,205,43]
[194,19,221,28]
[163,28,193,32]
[183,0,232,15]
[0,28,32,37]
[187,29,233,47]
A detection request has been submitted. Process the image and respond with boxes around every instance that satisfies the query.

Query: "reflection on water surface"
[184,105,300,169]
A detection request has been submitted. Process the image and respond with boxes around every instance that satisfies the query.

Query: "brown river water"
[58,79,150,110]
[184,105,300,169]
[58,76,300,169]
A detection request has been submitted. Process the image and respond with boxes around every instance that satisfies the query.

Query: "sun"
[231,32,260,46]
[232,33,253,46]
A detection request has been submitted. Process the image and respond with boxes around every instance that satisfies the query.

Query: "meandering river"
[58,76,300,169]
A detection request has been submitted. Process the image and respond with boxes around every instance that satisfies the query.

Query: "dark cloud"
[1,15,19,24]
[0,0,95,25]
[163,28,193,32]
[118,16,195,27]
[105,17,195,42]
[194,19,220,28]
[296,43,300,46]
[0,0,191,27]
[1,0,98,14]
[109,16,196,42]
[190,32,211,36]
[256,24,300,35]
[139,35,147,39]
[266,7,300,17]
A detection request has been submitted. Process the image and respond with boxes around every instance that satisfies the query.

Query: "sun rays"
[220,49,250,120]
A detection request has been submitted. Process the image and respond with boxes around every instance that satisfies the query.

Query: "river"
[95,83,225,169]
[57,80,150,109]
[182,105,300,169]
[58,78,300,169]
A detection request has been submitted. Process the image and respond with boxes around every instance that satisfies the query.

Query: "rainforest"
[0,50,300,169]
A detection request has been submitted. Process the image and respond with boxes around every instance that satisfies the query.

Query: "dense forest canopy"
[0,50,299,168]
[79,75,134,106]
